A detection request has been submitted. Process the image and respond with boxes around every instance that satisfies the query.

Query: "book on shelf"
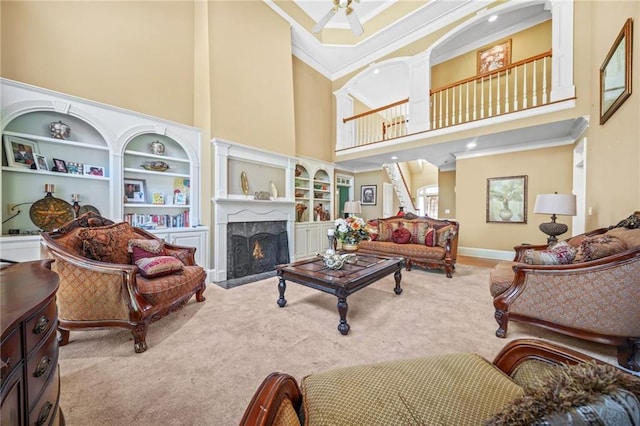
[123,211,190,229]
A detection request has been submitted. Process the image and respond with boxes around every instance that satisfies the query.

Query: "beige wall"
[456,145,574,251]
[0,1,196,125]
[209,1,296,157]
[292,57,333,162]
[354,169,390,220]
[438,170,456,219]
[583,1,640,229]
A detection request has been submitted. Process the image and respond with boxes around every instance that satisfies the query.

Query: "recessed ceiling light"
[373,68,380,74]
[466,142,477,148]
[488,14,498,22]
[391,156,398,160]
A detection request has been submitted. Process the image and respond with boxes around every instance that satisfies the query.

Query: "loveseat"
[41,212,207,353]
[490,221,640,371]
[358,213,459,277]
[240,339,640,425]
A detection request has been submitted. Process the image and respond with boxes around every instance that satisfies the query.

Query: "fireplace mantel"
[212,139,296,283]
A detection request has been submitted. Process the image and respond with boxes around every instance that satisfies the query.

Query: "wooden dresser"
[1,260,64,426]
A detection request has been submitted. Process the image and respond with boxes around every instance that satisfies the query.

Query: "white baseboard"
[458,247,514,261]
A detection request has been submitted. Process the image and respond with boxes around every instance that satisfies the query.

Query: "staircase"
[383,163,417,214]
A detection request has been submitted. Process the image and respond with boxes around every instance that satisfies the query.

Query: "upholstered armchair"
[41,212,206,353]
[241,339,640,425]
[490,226,640,371]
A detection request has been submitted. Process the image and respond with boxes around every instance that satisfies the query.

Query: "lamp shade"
[533,194,576,216]
[344,201,361,215]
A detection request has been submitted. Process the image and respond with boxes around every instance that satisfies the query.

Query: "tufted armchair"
[241,339,640,425]
[490,225,640,371]
[41,212,206,353]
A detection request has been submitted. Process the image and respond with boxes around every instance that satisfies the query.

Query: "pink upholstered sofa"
[490,223,640,371]
[358,213,459,278]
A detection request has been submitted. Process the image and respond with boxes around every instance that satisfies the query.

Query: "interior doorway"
[336,174,354,218]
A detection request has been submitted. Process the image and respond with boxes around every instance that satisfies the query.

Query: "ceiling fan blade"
[312,8,337,34]
[345,6,364,36]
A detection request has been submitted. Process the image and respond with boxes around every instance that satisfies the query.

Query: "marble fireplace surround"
[212,139,296,284]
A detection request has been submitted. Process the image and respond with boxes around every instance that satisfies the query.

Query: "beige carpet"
[58,264,616,425]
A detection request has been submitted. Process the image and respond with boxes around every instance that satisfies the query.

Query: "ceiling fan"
[312,0,364,36]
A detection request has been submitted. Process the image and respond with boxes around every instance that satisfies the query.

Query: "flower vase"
[342,243,358,252]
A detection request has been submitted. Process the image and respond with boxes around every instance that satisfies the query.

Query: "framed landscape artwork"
[486,175,527,224]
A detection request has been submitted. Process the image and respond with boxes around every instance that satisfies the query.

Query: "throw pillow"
[574,235,627,262]
[605,227,640,250]
[435,225,453,248]
[406,220,429,244]
[128,239,165,264]
[378,220,402,242]
[135,255,184,278]
[523,241,576,265]
[392,226,412,244]
[367,220,379,241]
[79,222,139,264]
[485,361,640,426]
[424,227,436,247]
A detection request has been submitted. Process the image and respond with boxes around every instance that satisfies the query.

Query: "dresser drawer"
[26,326,58,412]
[29,366,60,426]
[1,327,22,383]
[25,299,57,352]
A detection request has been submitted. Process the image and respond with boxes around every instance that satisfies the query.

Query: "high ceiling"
[265,1,584,172]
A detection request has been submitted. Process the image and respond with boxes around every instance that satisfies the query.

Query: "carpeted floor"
[57,264,616,425]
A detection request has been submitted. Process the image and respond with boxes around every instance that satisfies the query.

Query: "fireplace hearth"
[224,221,289,288]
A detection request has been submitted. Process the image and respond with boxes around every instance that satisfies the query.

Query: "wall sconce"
[533,193,577,244]
[343,201,361,218]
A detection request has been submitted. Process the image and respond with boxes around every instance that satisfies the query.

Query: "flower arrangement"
[335,216,370,244]
[295,203,307,222]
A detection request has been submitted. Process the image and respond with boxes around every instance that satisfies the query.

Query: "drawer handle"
[34,356,51,378]
[33,316,50,335]
[36,401,52,426]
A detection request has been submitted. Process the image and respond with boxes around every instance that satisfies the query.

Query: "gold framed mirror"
[600,18,633,125]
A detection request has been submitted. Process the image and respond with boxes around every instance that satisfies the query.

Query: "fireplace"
[227,221,289,283]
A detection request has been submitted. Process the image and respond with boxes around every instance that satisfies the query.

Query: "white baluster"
[496,71,501,115]
[505,68,510,113]
[532,59,538,106]
[513,66,519,111]
[465,82,470,122]
[473,80,477,120]
[523,63,528,109]
[480,77,485,119]
[542,56,548,104]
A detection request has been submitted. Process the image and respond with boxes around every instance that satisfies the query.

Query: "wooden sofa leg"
[195,282,206,303]
[58,328,70,346]
[618,339,640,372]
[445,265,453,278]
[405,260,412,271]
[132,323,149,353]
[494,309,509,338]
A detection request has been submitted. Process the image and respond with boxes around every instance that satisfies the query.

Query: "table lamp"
[343,201,361,218]
[533,193,576,244]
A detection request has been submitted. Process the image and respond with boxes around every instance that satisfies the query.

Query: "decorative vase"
[150,140,166,155]
[342,243,359,252]
[50,121,71,140]
[499,208,514,221]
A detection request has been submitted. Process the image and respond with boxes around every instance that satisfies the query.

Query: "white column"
[333,88,354,150]
[406,53,431,133]
[550,0,575,101]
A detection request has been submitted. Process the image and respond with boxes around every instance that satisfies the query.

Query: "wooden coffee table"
[276,253,404,335]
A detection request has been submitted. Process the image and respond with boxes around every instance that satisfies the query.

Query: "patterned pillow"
[435,225,453,248]
[405,220,429,244]
[392,227,411,244]
[425,227,436,247]
[79,222,139,264]
[367,220,379,241]
[128,239,165,264]
[574,235,627,262]
[378,220,402,242]
[135,256,184,278]
[523,241,576,265]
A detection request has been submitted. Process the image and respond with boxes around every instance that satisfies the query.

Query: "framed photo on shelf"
[477,39,511,75]
[486,175,527,224]
[66,161,84,175]
[3,135,38,168]
[124,178,146,203]
[361,184,377,206]
[34,153,49,171]
[152,192,165,205]
[174,192,187,205]
[84,164,105,177]
[53,158,68,173]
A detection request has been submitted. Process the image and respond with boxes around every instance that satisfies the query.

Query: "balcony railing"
[338,51,552,150]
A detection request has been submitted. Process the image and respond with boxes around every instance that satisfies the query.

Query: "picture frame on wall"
[361,185,377,206]
[477,39,512,75]
[124,178,146,204]
[600,18,633,125]
[486,175,527,224]
[3,135,38,168]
